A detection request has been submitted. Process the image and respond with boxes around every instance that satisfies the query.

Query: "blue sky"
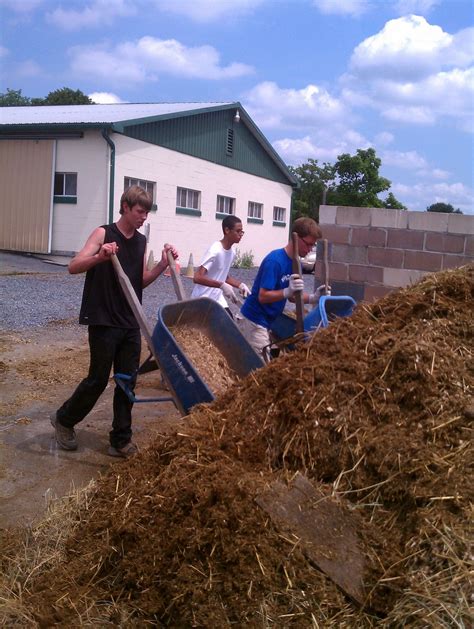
[1,0,473,214]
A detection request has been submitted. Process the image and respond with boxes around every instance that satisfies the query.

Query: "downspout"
[101,128,115,224]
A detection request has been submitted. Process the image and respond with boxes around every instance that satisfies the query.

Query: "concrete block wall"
[315,205,474,302]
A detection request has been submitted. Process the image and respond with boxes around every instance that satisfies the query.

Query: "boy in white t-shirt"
[191,215,251,316]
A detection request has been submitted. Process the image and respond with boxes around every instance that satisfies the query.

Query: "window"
[216,195,235,215]
[54,172,77,201]
[273,206,286,223]
[177,187,200,210]
[248,201,263,220]
[124,177,156,202]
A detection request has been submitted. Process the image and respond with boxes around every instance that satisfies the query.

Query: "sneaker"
[50,412,77,451]
[108,442,139,459]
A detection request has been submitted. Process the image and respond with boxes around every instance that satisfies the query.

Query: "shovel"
[256,473,366,605]
[166,249,187,301]
[291,232,305,334]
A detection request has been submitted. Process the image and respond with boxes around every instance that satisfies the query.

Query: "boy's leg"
[56,326,118,428]
[110,328,141,449]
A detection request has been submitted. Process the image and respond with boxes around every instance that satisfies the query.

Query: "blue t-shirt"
[241,248,292,328]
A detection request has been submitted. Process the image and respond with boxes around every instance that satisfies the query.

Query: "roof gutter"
[101,128,115,223]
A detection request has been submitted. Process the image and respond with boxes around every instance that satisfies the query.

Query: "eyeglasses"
[233,229,245,234]
[300,236,316,247]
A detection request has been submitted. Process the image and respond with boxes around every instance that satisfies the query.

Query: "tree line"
[1,87,462,216]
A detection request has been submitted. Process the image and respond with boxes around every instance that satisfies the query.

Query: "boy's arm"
[68,227,114,274]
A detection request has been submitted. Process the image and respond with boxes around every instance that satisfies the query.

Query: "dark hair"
[291,217,322,240]
[222,215,242,234]
[120,185,152,214]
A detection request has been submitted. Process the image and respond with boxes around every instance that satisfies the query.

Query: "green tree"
[0,88,31,106]
[383,192,407,210]
[332,148,391,208]
[289,159,335,220]
[426,202,462,214]
[31,87,93,106]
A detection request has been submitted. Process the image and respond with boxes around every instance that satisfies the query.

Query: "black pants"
[56,326,141,448]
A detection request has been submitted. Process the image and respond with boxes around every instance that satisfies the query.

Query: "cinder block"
[351,227,387,247]
[332,244,367,264]
[320,224,351,244]
[387,229,424,250]
[349,264,384,283]
[383,268,427,288]
[368,247,404,268]
[404,250,442,271]
[465,236,474,256]
[447,213,474,235]
[442,254,472,270]
[328,281,364,302]
[371,208,408,229]
[336,206,371,226]
[363,285,393,302]
[319,205,337,225]
[407,211,449,233]
[425,232,465,254]
[315,260,348,281]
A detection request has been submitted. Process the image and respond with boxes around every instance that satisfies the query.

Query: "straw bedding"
[1,265,472,627]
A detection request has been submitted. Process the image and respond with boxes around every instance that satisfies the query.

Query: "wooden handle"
[322,239,329,293]
[291,232,305,334]
[166,249,187,301]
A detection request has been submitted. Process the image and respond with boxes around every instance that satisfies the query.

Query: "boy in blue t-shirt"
[241,217,329,361]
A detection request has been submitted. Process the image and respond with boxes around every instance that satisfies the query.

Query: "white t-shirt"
[191,240,235,308]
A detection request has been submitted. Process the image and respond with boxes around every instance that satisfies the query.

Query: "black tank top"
[79,223,146,328]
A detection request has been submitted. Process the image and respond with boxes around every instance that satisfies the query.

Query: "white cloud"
[47,0,134,30]
[381,105,435,124]
[381,149,427,169]
[393,0,439,15]
[15,59,42,77]
[89,91,125,104]
[151,0,264,22]
[374,131,394,146]
[272,127,371,165]
[0,45,9,58]
[391,181,473,213]
[69,37,254,83]
[345,16,474,130]
[312,0,370,17]
[244,81,348,130]
[0,0,43,12]
[351,15,454,80]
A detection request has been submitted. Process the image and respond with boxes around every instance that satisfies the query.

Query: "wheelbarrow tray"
[152,297,264,415]
[270,295,357,342]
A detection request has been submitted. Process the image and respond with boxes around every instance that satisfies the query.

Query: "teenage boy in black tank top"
[50,186,179,458]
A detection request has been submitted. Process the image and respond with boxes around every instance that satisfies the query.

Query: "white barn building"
[0,103,297,265]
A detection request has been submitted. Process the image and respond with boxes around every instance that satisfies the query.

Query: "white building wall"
[113,134,292,266]
[52,130,109,253]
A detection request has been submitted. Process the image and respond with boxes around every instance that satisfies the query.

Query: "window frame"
[273,206,286,224]
[176,186,201,211]
[248,201,263,220]
[54,172,77,203]
[216,194,235,216]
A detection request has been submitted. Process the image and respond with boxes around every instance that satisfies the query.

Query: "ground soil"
[0,321,181,529]
[1,266,473,627]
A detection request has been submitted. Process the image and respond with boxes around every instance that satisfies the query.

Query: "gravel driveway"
[0,251,317,331]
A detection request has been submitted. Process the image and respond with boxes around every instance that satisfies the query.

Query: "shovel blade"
[256,473,366,605]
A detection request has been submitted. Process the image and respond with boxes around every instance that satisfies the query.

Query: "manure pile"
[1,266,472,627]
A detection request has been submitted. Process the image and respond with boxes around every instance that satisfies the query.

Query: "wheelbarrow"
[269,295,357,346]
[152,298,264,414]
[111,255,263,415]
